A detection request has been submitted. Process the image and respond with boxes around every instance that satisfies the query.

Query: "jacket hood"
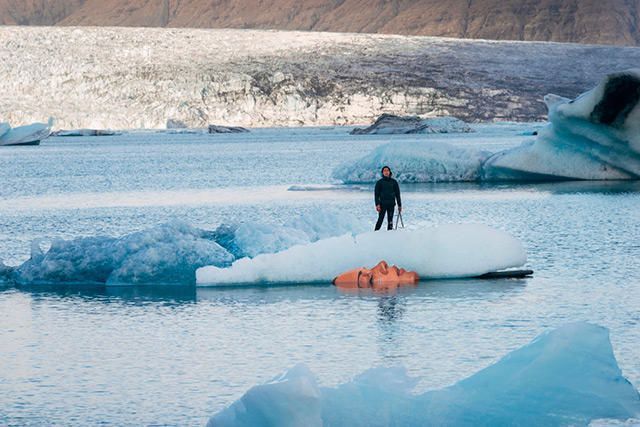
[381,166,393,177]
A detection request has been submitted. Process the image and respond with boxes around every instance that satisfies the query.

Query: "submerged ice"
[196,224,526,285]
[208,323,640,427]
[336,69,640,183]
[6,210,367,286]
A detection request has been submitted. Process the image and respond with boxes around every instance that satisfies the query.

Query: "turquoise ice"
[209,323,640,426]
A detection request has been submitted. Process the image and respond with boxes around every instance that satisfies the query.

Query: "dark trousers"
[375,205,395,231]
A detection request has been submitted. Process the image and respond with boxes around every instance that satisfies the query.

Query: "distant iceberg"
[51,129,119,137]
[0,118,53,146]
[336,69,640,183]
[208,323,640,427]
[334,140,491,183]
[196,224,526,285]
[350,114,473,135]
[6,210,367,286]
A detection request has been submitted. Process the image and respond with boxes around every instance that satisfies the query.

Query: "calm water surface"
[1,125,639,425]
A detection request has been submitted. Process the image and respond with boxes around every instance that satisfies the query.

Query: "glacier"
[5,210,367,286]
[196,224,526,286]
[208,323,640,427]
[336,69,640,183]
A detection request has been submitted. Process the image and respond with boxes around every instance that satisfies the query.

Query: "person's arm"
[374,181,381,206]
[394,180,402,208]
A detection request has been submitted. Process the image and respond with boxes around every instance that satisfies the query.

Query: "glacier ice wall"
[3,27,640,129]
[336,69,640,183]
[196,224,526,285]
[208,323,640,427]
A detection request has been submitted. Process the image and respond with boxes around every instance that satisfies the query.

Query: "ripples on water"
[1,125,639,425]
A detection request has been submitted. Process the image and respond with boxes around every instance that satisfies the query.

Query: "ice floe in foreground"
[208,323,640,427]
[2,210,367,286]
[196,224,525,285]
[336,69,640,183]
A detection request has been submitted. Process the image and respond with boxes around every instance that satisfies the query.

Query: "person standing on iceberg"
[374,166,402,230]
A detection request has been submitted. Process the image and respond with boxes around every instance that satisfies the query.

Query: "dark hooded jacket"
[374,168,401,207]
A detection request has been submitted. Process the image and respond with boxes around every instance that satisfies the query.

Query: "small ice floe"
[0,118,53,146]
[350,114,473,135]
[208,124,250,133]
[208,323,640,427]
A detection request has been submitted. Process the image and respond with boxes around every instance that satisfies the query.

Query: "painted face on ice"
[332,260,419,289]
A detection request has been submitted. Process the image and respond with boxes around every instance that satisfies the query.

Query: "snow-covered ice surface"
[1,125,640,425]
[196,224,526,285]
[2,27,640,128]
[337,69,640,183]
[209,323,640,427]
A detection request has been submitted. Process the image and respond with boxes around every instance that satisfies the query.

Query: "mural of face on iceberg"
[335,69,640,183]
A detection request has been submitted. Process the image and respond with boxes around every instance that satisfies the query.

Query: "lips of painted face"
[332,261,419,288]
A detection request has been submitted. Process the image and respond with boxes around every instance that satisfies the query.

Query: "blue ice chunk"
[10,209,368,286]
[209,365,322,427]
[209,209,368,259]
[14,221,233,285]
[208,323,640,426]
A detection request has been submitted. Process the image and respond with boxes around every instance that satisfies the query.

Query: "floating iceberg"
[350,114,473,135]
[0,118,53,146]
[337,69,640,183]
[208,323,640,427]
[196,224,525,285]
[334,140,491,183]
[13,221,233,286]
[7,210,367,286]
[51,129,119,137]
[208,125,250,133]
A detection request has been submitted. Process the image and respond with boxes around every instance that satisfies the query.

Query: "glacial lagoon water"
[1,124,639,425]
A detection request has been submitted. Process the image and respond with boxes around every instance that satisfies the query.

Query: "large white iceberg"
[196,224,526,285]
[336,69,640,183]
[0,118,53,146]
[208,323,640,427]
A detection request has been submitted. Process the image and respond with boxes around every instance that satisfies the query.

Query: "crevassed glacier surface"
[336,69,640,183]
[196,224,526,285]
[208,323,640,427]
[5,210,367,286]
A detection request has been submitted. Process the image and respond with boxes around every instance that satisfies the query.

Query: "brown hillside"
[1,0,639,45]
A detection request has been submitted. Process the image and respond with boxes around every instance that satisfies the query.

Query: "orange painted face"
[332,261,419,288]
